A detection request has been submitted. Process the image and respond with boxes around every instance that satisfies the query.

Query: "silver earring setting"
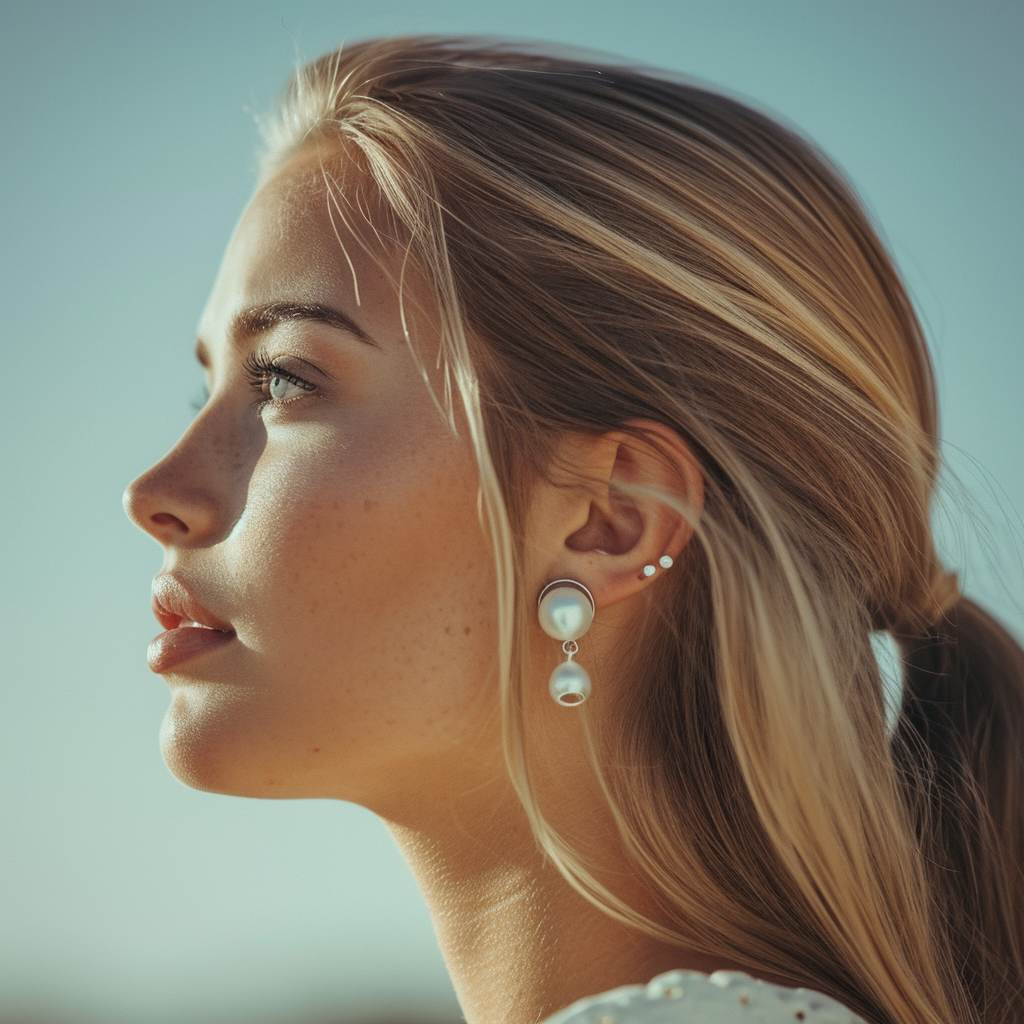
[537,580,595,706]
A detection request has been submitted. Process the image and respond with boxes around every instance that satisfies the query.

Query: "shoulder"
[543,970,868,1024]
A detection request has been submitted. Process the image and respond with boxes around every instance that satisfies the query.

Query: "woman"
[123,37,1024,1024]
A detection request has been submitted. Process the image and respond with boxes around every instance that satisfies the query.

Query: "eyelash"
[242,353,318,405]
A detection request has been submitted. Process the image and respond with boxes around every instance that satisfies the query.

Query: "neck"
[381,774,729,1024]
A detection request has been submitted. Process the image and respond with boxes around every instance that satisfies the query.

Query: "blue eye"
[243,354,317,405]
[267,374,307,401]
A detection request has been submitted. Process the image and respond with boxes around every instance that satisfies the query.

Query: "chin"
[159,686,290,798]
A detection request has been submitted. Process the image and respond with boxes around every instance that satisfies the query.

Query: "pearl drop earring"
[537,580,595,706]
[639,554,674,580]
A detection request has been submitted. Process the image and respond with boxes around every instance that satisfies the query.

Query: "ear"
[527,419,704,612]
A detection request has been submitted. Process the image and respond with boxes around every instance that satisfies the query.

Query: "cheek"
[219,417,498,733]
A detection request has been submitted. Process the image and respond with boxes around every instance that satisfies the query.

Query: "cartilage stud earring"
[640,554,674,579]
[537,580,595,706]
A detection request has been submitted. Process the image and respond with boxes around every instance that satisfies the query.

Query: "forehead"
[198,145,403,343]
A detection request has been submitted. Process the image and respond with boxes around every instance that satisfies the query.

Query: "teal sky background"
[1,2,1020,1022]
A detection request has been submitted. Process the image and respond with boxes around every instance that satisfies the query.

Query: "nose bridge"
[123,400,262,548]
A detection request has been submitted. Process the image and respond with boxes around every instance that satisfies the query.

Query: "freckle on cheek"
[463,626,472,635]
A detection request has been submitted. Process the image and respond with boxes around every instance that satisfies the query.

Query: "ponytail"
[895,599,1024,1021]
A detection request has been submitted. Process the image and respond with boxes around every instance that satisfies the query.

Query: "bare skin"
[125,145,761,1024]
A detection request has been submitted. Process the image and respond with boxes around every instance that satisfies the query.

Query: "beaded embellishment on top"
[543,970,867,1024]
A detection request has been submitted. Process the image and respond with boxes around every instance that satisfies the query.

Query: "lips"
[148,574,235,674]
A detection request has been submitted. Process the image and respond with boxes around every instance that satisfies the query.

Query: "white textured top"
[543,970,867,1024]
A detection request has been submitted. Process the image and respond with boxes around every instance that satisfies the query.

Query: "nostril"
[123,474,194,541]
[151,512,188,532]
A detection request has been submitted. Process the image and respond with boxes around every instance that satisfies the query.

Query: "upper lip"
[151,573,234,633]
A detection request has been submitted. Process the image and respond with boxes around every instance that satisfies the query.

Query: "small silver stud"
[659,555,674,569]
[643,564,656,577]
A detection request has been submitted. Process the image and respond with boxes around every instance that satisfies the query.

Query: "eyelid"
[242,352,320,407]
[245,349,331,380]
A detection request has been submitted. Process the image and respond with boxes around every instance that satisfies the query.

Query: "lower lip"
[147,627,235,674]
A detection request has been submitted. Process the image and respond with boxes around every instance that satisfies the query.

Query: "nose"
[123,413,247,548]
[123,464,219,547]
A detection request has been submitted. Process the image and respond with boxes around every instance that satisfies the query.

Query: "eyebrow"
[230,301,377,347]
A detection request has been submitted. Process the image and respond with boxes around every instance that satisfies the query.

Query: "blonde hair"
[260,37,1024,1024]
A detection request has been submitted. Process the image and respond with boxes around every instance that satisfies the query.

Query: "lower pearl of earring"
[549,639,591,706]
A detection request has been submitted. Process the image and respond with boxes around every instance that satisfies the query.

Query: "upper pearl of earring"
[537,580,595,641]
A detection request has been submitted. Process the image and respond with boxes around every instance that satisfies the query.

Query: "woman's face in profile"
[124,149,501,811]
